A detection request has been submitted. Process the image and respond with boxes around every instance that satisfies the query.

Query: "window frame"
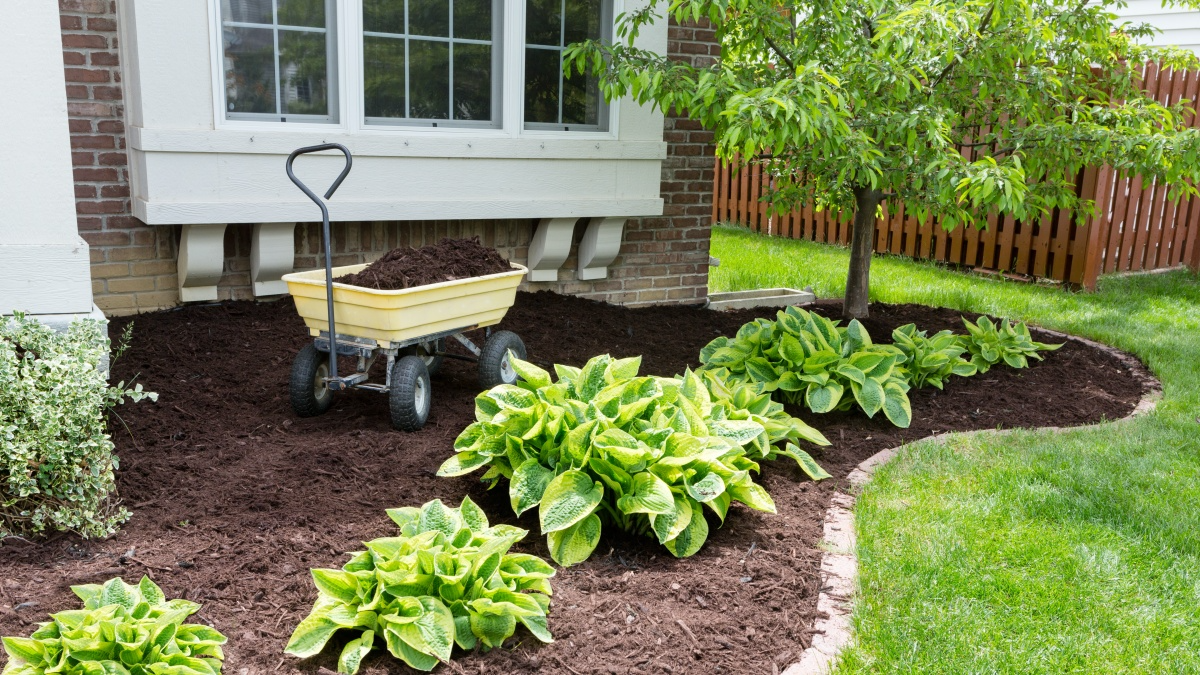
[358,0,504,129]
[215,0,342,124]
[521,0,613,132]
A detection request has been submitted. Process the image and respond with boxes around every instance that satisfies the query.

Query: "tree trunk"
[844,186,884,320]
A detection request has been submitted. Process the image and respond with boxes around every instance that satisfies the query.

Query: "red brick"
[61,15,83,29]
[101,184,130,198]
[61,33,107,49]
[60,0,110,12]
[62,50,86,65]
[81,230,131,247]
[68,118,92,133]
[96,120,124,133]
[75,199,126,214]
[71,151,93,166]
[94,86,122,100]
[97,152,127,166]
[90,51,120,66]
[71,134,114,149]
[87,17,117,31]
[68,101,112,116]
[74,184,97,198]
[74,167,119,181]
[65,84,89,99]
[65,67,109,83]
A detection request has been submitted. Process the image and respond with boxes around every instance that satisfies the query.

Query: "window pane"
[453,43,491,120]
[364,0,404,34]
[454,0,492,41]
[562,66,600,125]
[524,47,560,123]
[526,0,561,46]
[224,26,277,114]
[277,0,325,28]
[364,36,406,117]
[409,40,450,118]
[222,0,272,24]
[409,0,449,37]
[564,0,602,44]
[278,30,329,115]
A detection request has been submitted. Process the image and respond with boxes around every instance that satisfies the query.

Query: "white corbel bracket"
[251,222,298,297]
[527,217,579,282]
[177,223,227,302]
[577,217,627,281]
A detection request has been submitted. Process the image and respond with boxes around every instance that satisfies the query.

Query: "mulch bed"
[0,292,1153,675]
[334,237,512,290]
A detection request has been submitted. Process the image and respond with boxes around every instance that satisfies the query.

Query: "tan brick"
[133,291,180,310]
[91,280,106,295]
[106,246,158,262]
[94,294,135,311]
[154,274,179,290]
[130,259,175,276]
[90,262,130,278]
[106,277,156,293]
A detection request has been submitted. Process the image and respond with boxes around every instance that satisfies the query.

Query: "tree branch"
[764,34,796,72]
[928,2,996,93]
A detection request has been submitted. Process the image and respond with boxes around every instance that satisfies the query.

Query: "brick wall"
[59,2,717,315]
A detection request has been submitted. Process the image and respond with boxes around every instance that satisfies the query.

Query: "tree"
[567,0,1200,318]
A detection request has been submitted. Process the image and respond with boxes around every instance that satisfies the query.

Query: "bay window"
[216,0,611,132]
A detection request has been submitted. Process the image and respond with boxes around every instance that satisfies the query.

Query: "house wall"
[61,0,717,315]
[1114,2,1200,52]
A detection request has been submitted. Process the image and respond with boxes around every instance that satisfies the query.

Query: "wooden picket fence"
[711,63,1200,289]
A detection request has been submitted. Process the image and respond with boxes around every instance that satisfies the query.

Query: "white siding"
[0,2,94,315]
[1114,1,1200,52]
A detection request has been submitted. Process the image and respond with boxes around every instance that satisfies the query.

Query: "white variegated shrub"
[0,314,155,539]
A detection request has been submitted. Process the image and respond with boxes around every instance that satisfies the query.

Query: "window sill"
[129,126,666,160]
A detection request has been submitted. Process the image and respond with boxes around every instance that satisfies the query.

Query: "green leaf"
[708,419,766,446]
[337,630,375,675]
[664,501,709,558]
[782,443,832,481]
[510,459,556,516]
[853,377,885,417]
[437,451,490,477]
[546,513,602,566]
[509,357,552,388]
[539,470,604,533]
[312,570,360,605]
[805,381,844,413]
[684,472,726,503]
[616,472,675,515]
[2,636,45,665]
[728,479,777,512]
[458,495,489,532]
[882,383,913,428]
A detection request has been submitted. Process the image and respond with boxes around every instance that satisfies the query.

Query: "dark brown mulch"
[334,237,512,290]
[0,292,1152,675]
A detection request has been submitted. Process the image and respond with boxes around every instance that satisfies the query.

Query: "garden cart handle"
[286,143,353,389]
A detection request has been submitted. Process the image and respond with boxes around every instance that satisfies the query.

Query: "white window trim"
[207,0,620,139]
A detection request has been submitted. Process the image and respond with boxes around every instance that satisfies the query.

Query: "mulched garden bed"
[0,292,1153,675]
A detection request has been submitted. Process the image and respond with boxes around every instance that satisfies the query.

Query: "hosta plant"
[285,496,553,674]
[438,354,826,567]
[699,307,913,427]
[959,317,1062,373]
[1,576,226,675]
[892,324,978,389]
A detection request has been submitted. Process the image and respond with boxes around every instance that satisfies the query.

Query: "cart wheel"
[390,355,431,432]
[402,339,444,376]
[290,343,334,418]
[478,330,526,389]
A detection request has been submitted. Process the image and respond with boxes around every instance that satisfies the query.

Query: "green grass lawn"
[710,225,1200,674]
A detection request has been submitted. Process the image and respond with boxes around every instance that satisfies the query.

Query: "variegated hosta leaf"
[286,498,553,673]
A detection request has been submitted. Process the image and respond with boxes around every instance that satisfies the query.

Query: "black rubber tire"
[401,339,444,376]
[478,330,527,389]
[290,343,334,418]
[390,355,431,432]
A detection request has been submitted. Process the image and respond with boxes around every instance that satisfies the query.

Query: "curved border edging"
[781,335,1162,675]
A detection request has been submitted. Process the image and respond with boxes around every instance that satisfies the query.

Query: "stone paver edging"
[781,333,1162,675]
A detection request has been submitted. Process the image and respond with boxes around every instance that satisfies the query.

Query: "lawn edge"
[781,336,1162,675]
